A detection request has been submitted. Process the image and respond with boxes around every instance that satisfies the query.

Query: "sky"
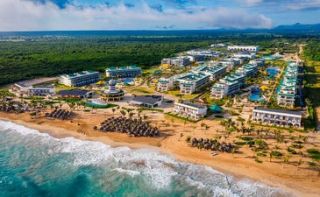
[0,0,319,31]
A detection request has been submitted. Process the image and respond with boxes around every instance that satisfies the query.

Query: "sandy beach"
[0,111,319,197]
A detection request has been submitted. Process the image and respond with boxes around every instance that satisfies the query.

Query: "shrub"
[241,136,254,141]
[271,150,283,158]
[307,149,320,160]
[255,139,268,150]
[287,147,297,154]
[234,141,246,146]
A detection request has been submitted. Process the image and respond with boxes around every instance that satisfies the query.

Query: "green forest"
[304,40,320,61]
[0,38,210,85]
[0,35,311,85]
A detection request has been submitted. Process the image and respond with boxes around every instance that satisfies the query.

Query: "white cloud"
[286,0,320,10]
[242,0,263,6]
[0,0,273,31]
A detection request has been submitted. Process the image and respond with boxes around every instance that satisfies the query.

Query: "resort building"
[211,74,244,99]
[58,89,93,99]
[252,107,303,127]
[161,56,191,67]
[220,58,241,71]
[249,59,265,67]
[236,64,258,77]
[10,78,57,97]
[157,77,175,92]
[129,95,163,108]
[185,50,220,62]
[277,62,300,107]
[211,64,257,99]
[233,51,256,59]
[174,101,207,120]
[105,66,142,78]
[101,80,124,102]
[178,72,210,94]
[228,45,259,52]
[59,71,100,87]
[192,64,227,81]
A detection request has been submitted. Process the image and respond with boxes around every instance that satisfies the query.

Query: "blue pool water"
[266,67,279,78]
[0,121,290,197]
[249,87,264,102]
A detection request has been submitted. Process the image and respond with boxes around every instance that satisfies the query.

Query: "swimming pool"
[249,87,264,102]
[266,67,279,78]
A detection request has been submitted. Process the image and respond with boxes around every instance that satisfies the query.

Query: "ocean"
[0,120,290,197]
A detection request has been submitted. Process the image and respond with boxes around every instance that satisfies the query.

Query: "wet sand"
[0,111,319,197]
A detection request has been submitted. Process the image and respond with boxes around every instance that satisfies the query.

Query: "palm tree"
[129,112,134,119]
[120,110,126,117]
[112,108,116,116]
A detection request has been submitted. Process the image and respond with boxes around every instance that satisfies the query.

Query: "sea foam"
[0,120,292,196]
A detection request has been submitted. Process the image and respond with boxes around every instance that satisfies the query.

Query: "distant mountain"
[271,23,320,33]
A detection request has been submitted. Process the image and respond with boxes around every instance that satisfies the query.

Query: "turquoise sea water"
[0,120,291,197]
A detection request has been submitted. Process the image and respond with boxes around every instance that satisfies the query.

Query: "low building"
[58,89,93,99]
[252,107,303,127]
[101,80,124,101]
[129,95,163,108]
[174,102,207,120]
[59,71,100,87]
[228,45,259,52]
[105,66,142,78]
[10,78,57,97]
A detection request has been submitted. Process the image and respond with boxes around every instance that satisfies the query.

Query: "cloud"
[0,0,273,31]
[241,0,263,6]
[286,0,320,10]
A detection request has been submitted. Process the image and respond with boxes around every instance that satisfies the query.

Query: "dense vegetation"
[304,40,320,61]
[0,33,311,85]
[303,39,320,130]
[0,37,210,85]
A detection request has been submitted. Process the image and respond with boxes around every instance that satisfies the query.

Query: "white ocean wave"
[0,120,292,196]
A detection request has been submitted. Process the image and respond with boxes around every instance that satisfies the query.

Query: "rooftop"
[58,89,90,96]
[106,65,141,71]
[177,101,207,109]
[254,107,303,116]
[131,95,162,105]
[62,71,99,79]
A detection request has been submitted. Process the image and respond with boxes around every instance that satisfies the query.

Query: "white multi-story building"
[157,77,175,92]
[211,64,258,99]
[233,51,256,59]
[249,59,265,67]
[59,71,100,87]
[174,102,207,120]
[161,56,191,67]
[211,74,244,99]
[228,45,259,52]
[105,66,142,78]
[11,83,55,97]
[10,78,57,97]
[277,62,300,107]
[192,64,227,81]
[178,72,210,94]
[252,107,302,127]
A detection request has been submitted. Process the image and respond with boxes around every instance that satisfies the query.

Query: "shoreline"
[0,112,319,196]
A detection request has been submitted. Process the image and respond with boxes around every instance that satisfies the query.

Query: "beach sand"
[1,111,319,197]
